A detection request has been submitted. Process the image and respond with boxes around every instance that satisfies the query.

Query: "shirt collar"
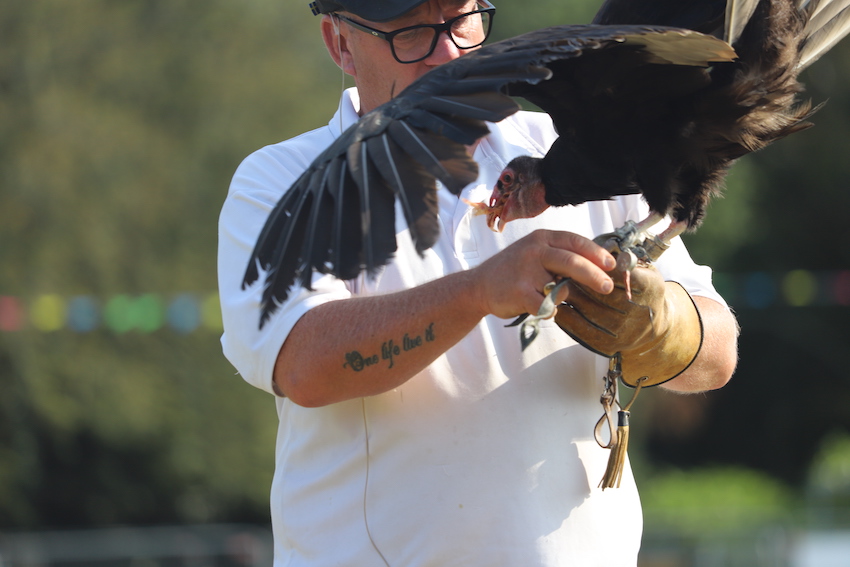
[329,87,363,138]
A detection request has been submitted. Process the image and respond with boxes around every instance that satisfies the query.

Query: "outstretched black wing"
[242,25,735,328]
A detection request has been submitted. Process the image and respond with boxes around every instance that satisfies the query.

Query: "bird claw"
[616,249,638,272]
[519,280,570,350]
[593,220,673,268]
[593,221,644,256]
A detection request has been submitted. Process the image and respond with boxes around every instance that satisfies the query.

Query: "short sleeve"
[217,138,352,395]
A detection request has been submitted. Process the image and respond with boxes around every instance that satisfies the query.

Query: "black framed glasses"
[334,0,496,64]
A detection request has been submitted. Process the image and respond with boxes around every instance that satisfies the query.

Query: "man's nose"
[425,30,462,65]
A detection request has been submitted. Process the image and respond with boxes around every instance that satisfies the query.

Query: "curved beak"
[485,187,510,232]
[464,184,512,233]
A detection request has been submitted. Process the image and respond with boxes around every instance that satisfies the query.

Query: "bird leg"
[642,219,688,261]
[592,211,666,300]
[592,211,665,258]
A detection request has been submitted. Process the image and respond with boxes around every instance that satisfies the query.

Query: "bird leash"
[516,287,648,489]
[594,355,647,489]
[519,286,649,489]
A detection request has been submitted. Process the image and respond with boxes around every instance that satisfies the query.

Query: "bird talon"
[616,249,638,272]
[594,221,644,256]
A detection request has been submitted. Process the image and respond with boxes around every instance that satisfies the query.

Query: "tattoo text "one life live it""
[343,323,435,371]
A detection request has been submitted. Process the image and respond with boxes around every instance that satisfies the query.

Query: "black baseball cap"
[309,0,431,22]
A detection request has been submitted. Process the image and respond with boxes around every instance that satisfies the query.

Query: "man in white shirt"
[218,1,739,565]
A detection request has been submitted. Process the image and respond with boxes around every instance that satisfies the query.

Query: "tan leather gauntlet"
[553,262,704,387]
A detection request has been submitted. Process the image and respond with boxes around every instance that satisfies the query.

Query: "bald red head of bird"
[468,155,550,231]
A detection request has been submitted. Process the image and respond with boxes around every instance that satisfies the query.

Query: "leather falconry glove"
[551,258,704,490]
[553,260,704,388]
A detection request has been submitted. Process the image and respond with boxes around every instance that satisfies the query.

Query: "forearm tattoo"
[343,323,435,371]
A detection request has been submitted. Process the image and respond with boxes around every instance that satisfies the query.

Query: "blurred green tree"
[2,0,850,531]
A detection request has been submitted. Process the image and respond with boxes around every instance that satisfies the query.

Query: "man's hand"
[470,230,616,320]
[553,260,704,387]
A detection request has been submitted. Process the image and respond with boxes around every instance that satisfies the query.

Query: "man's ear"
[321,15,355,76]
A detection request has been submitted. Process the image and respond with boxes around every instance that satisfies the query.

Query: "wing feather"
[725,0,761,44]
[329,158,364,282]
[297,165,335,289]
[324,157,351,279]
[417,92,523,123]
[347,139,398,277]
[800,2,850,68]
[387,120,479,194]
[242,170,311,290]
[367,133,441,255]
[257,183,313,327]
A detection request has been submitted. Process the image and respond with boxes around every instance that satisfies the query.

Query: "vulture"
[243,0,850,328]
[484,0,850,245]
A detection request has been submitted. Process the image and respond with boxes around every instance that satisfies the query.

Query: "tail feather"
[804,0,849,28]
[800,1,850,69]
[725,0,761,44]
[802,0,835,21]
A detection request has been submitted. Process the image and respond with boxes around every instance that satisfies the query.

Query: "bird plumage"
[586,0,850,228]
[243,0,850,328]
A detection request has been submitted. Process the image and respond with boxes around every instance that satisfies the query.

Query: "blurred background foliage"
[2,0,850,552]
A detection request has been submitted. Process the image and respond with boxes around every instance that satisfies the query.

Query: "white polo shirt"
[218,88,725,567]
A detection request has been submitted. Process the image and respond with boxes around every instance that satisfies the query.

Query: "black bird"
[483,0,850,247]
[243,0,850,328]
[243,25,733,327]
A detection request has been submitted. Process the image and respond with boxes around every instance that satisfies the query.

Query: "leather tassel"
[596,361,646,491]
[599,410,630,490]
